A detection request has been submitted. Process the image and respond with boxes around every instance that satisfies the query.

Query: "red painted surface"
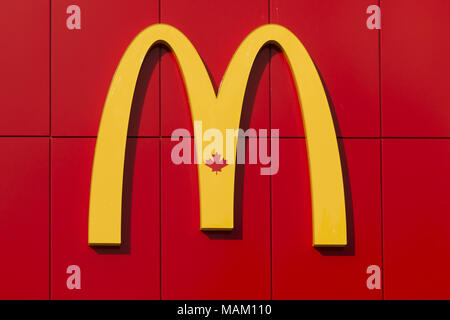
[383,140,450,299]
[0,1,49,135]
[51,138,160,299]
[161,0,269,137]
[51,0,159,136]
[0,138,49,299]
[0,0,449,300]
[382,0,450,137]
[161,138,271,299]
[272,139,382,299]
[270,0,380,137]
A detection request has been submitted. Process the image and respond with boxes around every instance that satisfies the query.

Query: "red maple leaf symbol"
[205,152,228,174]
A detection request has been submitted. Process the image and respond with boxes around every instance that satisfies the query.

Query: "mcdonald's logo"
[89,24,347,248]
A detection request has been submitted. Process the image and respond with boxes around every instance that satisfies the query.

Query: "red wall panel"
[51,138,160,299]
[270,0,380,138]
[383,140,450,299]
[0,138,49,299]
[160,0,269,137]
[272,139,382,299]
[382,0,450,137]
[161,138,271,299]
[0,1,49,135]
[51,0,159,137]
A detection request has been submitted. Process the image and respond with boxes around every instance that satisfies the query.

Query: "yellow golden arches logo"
[88,24,347,247]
